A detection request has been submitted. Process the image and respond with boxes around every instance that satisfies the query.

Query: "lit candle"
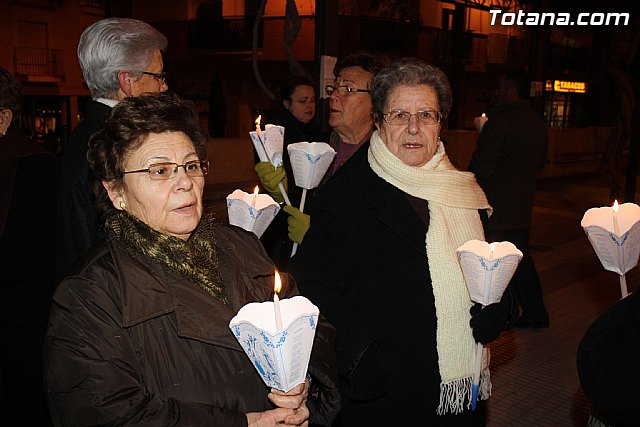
[481,113,486,118]
[255,115,263,142]
[273,270,283,331]
[252,185,259,208]
[613,200,621,236]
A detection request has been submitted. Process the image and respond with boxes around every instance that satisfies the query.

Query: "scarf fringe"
[436,368,492,415]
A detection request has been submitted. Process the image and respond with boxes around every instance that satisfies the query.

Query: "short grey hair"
[78,18,167,99]
[371,58,452,123]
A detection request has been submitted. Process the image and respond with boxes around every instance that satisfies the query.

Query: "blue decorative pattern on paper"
[479,257,501,271]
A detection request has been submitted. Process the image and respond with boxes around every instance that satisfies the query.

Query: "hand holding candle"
[286,142,337,256]
[250,116,291,206]
[229,274,320,391]
[456,240,523,410]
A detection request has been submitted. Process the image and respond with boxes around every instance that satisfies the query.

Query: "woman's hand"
[269,381,309,426]
[255,162,288,204]
[246,408,297,427]
[246,380,310,426]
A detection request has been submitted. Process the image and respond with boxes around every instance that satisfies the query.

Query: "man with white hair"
[57,18,168,278]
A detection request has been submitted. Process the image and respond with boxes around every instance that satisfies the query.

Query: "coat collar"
[108,237,243,351]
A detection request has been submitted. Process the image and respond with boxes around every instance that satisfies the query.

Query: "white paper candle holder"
[287,142,337,190]
[227,189,280,237]
[229,296,319,392]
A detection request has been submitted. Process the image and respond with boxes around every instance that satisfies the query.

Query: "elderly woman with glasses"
[44,93,339,426]
[291,58,510,425]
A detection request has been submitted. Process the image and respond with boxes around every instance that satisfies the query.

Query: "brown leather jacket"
[44,224,339,426]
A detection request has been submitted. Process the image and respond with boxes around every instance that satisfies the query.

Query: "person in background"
[56,17,168,280]
[257,52,387,251]
[291,58,509,425]
[44,92,339,426]
[0,67,58,425]
[469,70,550,329]
[259,76,325,270]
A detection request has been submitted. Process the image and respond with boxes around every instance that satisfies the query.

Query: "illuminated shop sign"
[545,80,588,93]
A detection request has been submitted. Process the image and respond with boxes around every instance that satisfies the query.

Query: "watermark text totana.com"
[490,10,629,26]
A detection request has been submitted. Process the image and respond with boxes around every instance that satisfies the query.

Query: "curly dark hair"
[371,57,452,124]
[0,67,23,124]
[87,92,207,215]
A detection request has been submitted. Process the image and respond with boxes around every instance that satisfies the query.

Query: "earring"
[120,201,126,210]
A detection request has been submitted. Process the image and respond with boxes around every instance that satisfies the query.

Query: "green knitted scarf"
[104,208,228,305]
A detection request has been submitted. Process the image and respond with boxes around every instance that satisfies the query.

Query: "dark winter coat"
[56,99,111,279]
[290,148,484,426]
[44,224,339,426]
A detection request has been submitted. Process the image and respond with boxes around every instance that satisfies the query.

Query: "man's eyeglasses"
[141,71,167,84]
[325,85,371,97]
[382,110,443,126]
[124,160,209,181]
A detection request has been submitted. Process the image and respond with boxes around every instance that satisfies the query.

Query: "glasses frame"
[382,110,444,126]
[325,85,371,97]
[141,71,167,84]
[123,160,209,181]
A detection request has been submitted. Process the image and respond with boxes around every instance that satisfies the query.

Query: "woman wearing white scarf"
[291,58,510,426]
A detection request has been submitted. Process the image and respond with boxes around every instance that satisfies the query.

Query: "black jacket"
[56,99,111,279]
[291,151,483,425]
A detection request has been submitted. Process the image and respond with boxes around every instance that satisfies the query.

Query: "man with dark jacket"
[56,18,168,279]
[469,70,550,328]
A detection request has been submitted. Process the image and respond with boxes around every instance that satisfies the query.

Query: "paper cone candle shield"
[456,240,523,305]
[581,203,640,275]
[287,142,337,189]
[229,296,319,392]
[227,189,280,238]
[250,124,285,167]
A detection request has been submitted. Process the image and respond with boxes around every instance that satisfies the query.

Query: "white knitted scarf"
[368,131,493,414]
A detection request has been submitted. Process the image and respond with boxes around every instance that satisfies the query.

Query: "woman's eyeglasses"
[124,160,209,181]
[382,110,443,126]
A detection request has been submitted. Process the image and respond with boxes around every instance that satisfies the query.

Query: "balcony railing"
[14,47,64,79]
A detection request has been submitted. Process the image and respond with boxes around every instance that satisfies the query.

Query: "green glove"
[255,162,288,204]
[283,205,310,244]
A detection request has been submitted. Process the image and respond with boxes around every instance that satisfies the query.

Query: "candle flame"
[274,270,282,294]
[481,113,486,118]
[255,115,262,127]
[613,200,619,213]
[254,186,259,197]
